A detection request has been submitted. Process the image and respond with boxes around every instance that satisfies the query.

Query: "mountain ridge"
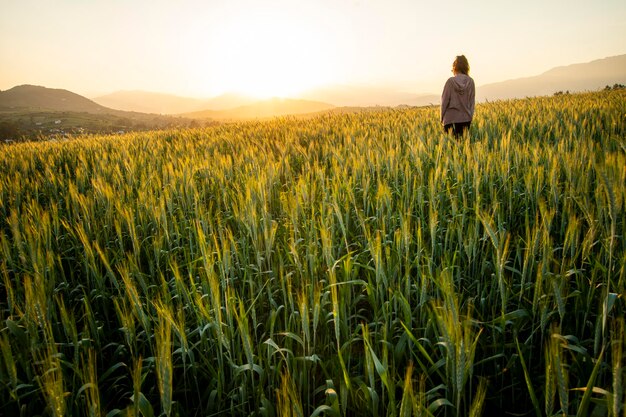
[0,84,110,113]
[88,54,626,110]
[477,54,626,101]
[93,91,258,114]
[3,54,625,116]
[0,85,196,140]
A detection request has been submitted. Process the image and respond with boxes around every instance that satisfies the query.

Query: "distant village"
[0,113,210,143]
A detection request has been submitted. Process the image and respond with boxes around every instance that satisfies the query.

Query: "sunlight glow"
[208,10,334,98]
[2,0,625,99]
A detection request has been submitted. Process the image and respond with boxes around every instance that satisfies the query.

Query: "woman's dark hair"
[453,55,470,75]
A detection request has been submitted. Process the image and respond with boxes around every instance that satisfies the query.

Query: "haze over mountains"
[93,91,334,120]
[0,85,194,138]
[0,85,110,113]
[2,55,624,121]
[94,91,258,114]
[477,54,626,101]
[0,85,335,122]
[91,86,440,115]
[87,54,625,115]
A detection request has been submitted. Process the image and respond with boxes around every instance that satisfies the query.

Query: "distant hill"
[302,55,626,105]
[0,85,196,139]
[184,97,335,120]
[0,85,110,113]
[477,54,626,101]
[5,54,623,120]
[94,86,439,113]
[93,91,205,114]
[93,91,257,114]
[0,85,334,134]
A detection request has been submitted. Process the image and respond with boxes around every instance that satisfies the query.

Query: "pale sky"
[1,0,625,98]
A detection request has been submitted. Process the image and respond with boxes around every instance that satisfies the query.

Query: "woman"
[441,55,475,138]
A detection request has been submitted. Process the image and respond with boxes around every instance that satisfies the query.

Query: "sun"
[207,10,333,98]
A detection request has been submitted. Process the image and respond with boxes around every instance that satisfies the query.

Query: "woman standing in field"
[441,55,475,138]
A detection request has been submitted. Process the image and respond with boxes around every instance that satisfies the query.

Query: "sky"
[1,0,625,99]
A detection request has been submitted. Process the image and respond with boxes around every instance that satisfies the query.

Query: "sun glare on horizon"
[204,10,336,99]
[1,1,625,101]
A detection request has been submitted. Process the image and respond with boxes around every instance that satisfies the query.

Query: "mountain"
[93,91,205,114]
[0,84,110,113]
[184,97,335,120]
[0,85,332,129]
[477,54,626,101]
[301,55,626,105]
[94,86,439,113]
[92,91,257,114]
[0,85,195,139]
[5,54,623,121]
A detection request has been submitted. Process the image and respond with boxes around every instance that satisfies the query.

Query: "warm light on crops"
[0,90,624,416]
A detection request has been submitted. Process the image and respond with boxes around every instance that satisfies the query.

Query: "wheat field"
[0,90,624,416]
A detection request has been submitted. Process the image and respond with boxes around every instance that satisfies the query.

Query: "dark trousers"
[444,121,471,138]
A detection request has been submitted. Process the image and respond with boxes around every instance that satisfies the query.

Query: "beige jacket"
[441,74,475,125]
